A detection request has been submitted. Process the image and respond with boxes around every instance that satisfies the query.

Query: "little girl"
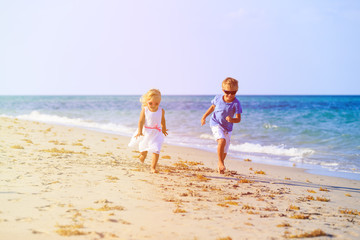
[128,89,168,173]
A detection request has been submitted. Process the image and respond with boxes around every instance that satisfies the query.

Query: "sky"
[1,0,360,95]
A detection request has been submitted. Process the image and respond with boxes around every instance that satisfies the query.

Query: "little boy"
[201,77,242,174]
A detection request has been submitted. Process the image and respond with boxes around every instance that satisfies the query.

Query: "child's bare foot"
[218,165,226,174]
[150,168,158,173]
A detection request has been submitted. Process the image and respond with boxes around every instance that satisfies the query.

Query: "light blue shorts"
[211,125,232,153]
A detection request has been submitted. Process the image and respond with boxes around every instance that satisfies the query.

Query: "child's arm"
[226,113,241,123]
[161,108,168,136]
[201,105,215,126]
[135,108,145,138]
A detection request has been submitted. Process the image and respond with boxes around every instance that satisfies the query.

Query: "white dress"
[128,107,164,154]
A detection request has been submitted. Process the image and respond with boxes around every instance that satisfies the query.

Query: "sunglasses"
[148,101,159,106]
[223,90,237,95]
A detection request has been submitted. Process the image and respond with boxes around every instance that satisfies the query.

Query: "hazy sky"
[1,0,359,95]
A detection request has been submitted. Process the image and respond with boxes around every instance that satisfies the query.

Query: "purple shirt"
[209,95,242,132]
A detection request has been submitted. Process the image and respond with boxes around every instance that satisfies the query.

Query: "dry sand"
[1,116,360,240]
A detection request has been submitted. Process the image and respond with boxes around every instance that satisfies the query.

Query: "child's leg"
[217,138,227,173]
[151,153,159,173]
[212,126,231,174]
[139,151,148,163]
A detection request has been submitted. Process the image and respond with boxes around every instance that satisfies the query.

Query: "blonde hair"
[222,77,238,90]
[140,89,161,107]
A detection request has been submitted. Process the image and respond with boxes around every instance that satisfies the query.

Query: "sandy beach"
[1,116,360,239]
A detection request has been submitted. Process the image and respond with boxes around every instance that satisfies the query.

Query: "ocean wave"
[290,157,340,167]
[229,142,315,158]
[4,111,135,136]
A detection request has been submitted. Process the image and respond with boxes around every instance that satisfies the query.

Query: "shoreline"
[1,116,360,239]
[5,113,360,181]
[0,108,360,181]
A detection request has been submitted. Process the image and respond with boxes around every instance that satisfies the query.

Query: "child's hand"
[226,116,232,123]
[201,118,206,126]
[135,132,143,138]
[162,129,168,136]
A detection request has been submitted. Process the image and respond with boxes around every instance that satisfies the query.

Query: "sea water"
[1,95,359,180]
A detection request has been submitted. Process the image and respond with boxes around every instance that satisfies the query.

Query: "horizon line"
[1,94,360,97]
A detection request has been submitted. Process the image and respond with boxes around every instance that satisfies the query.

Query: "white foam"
[199,134,214,140]
[263,123,279,129]
[290,157,339,168]
[229,142,315,158]
[320,162,340,167]
[9,111,134,136]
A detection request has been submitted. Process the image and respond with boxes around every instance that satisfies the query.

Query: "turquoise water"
[1,95,359,180]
